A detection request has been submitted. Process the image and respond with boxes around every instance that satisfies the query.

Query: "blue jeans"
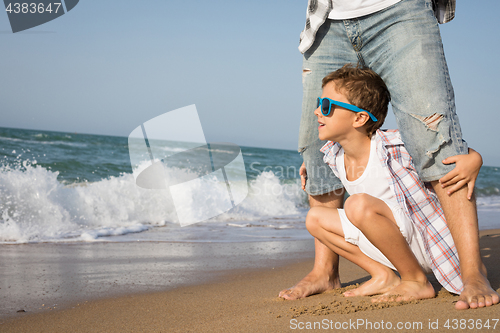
[298,0,468,195]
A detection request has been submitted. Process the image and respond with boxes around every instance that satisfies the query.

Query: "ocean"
[0,127,499,244]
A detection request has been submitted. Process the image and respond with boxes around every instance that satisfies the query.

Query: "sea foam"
[2,158,498,243]
[0,161,307,243]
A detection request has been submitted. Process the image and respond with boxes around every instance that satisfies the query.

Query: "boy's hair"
[322,64,391,136]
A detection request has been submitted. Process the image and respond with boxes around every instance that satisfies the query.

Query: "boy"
[303,64,475,301]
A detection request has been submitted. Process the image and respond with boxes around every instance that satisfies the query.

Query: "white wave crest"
[0,164,306,243]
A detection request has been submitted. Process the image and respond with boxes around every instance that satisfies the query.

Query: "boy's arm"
[439,148,482,200]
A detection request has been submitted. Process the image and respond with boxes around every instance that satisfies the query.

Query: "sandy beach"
[0,229,498,332]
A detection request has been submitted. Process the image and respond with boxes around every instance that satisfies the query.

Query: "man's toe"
[469,296,479,309]
[476,296,486,308]
[492,293,500,305]
[455,299,470,310]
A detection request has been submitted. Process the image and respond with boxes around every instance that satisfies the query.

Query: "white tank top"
[328,0,402,20]
[336,135,398,208]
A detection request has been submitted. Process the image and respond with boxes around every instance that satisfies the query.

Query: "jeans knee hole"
[410,112,444,132]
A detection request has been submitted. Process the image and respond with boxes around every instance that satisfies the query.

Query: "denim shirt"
[320,129,463,294]
[299,0,456,53]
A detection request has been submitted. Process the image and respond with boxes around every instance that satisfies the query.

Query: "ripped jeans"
[298,0,468,195]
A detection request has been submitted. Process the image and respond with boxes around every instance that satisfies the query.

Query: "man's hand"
[300,162,307,191]
[439,148,482,200]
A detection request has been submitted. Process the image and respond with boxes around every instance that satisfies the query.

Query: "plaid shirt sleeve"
[299,0,456,54]
[376,129,463,294]
[432,0,456,23]
[298,0,332,54]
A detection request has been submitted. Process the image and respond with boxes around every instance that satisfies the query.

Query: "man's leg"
[356,0,499,309]
[431,184,499,309]
[280,18,360,300]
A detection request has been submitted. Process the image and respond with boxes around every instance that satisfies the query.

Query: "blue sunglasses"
[317,97,378,122]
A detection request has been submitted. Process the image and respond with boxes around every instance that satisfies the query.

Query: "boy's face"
[315,81,357,141]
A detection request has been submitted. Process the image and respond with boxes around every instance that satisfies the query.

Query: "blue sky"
[1,1,499,166]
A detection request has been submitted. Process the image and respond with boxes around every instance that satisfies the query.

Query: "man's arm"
[299,162,307,190]
[439,148,482,200]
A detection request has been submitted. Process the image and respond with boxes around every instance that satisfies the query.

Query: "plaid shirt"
[299,0,456,53]
[320,129,463,294]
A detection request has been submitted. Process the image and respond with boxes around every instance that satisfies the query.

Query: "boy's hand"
[439,148,482,200]
[300,162,307,191]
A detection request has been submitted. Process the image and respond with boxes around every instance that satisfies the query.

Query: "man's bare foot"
[344,272,400,297]
[279,271,341,300]
[371,280,435,303]
[455,273,500,310]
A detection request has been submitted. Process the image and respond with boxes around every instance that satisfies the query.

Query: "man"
[279,0,499,309]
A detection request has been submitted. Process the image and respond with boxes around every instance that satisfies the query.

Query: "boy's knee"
[344,194,373,227]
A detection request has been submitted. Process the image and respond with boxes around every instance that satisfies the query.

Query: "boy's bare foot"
[344,272,400,297]
[371,280,435,303]
[455,273,500,310]
[279,271,341,300]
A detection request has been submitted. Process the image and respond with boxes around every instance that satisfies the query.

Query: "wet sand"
[0,239,316,318]
[0,230,499,332]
